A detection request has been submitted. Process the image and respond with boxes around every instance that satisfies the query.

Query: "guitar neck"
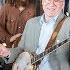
[31,38,69,65]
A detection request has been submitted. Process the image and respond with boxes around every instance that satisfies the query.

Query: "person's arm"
[3,21,30,64]
[0,32,24,64]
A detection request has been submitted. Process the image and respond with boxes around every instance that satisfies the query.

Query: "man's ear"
[42,0,43,6]
[42,0,45,6]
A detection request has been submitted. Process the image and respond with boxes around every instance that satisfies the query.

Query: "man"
[0,0,70,70]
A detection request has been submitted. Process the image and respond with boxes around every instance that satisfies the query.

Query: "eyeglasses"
[55,0,64,3]
[44,0,64,3]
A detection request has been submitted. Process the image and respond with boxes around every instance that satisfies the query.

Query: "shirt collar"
[40,14,58,25]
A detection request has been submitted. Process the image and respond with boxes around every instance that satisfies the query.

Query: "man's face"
[42,0,65,17]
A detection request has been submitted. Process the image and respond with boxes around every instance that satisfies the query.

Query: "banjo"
[12,38,70,70]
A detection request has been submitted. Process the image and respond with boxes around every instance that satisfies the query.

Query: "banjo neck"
[31,38,70,65]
